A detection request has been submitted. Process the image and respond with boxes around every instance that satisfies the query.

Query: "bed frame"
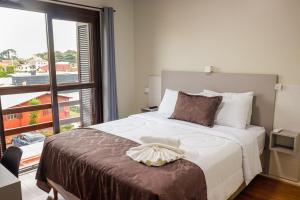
[48,71,278,200]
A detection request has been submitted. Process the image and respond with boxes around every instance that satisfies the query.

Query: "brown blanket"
[36,128,207,200]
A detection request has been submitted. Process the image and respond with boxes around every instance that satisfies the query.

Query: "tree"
[55,51,64,62]
[34,50,77,64]
[6,65,15,74]
[0,64,7,77]
[64,50,76,64]
[0,49,16,59]
[35,52,48,60]
[0,71,7,78]
[60,124,74,132]
[28,98,41,125]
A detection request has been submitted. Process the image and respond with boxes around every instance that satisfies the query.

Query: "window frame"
[0,0,103,150]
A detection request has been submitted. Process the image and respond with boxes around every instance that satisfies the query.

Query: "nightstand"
[141,106,158,113]
[269,130,300,182]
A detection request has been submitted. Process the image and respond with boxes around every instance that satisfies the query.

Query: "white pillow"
[204,90,254,124]
[158,89,179,117]
[202,90,254,129]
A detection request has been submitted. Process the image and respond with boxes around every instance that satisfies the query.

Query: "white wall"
[274,85,300,132]
[52,0,136,118]
[55,0,300,131]
[134,0,300,112]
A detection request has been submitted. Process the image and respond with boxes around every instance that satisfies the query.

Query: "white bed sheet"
[249,126,265,154]
[91,112,263,200]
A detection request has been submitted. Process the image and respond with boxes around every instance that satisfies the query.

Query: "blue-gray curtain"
[101,7,118,122]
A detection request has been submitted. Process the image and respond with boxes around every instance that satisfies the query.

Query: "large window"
[0,1,102,171]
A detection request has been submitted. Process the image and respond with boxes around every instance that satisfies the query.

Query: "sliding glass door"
[0,1,101,171]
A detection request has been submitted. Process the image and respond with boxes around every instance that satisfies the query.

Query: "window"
[7,114,17,120]
[42,109,50,116]
[0,8,49,86]
[0,1,102,171]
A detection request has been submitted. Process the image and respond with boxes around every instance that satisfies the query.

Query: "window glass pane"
[1,92,54,170]
[53,19,92,84]
[1,92,52,129]
[0,7,49,87]
[2,92,53,143]
[18,127,53,170]
[58,88,94,133]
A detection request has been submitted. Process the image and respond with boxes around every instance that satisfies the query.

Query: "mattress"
[91,112,264,200]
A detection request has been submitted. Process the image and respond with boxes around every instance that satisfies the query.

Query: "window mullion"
[46,13,60,134]
[0,98,6,153]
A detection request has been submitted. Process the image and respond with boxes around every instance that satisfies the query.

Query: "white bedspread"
[91,112,263,200]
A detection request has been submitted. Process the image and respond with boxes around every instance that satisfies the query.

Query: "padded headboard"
[161,71,278,133]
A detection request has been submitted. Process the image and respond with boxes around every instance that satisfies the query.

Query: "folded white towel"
[126,143,185,167]
[140,136,181,148]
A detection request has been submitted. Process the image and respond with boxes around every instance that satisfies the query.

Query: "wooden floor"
[20,171,300,200]
[236,175,300,200]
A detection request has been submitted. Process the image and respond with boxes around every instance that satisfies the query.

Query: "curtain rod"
[47,0,116,12]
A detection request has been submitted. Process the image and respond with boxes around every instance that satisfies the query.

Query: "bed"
[36,71,278,200]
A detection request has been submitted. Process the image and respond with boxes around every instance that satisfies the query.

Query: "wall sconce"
[204,66,213,73]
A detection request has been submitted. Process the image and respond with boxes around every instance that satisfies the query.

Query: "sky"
[0,7,77,59]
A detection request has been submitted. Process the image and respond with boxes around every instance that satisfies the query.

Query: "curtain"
[101,7,118,122]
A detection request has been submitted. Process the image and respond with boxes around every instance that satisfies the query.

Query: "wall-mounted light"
[204,66,213,73]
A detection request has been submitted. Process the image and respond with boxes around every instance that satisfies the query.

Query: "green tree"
[64,50,76,63]
[60,124,74,133]
[0,64,7,77]
[28,98,41,125]
[0,49,16,59]
[35,50,77,64]
[17,58,26,65]
[0,71,7,78]
[55,51,64,62]
[35,52,48,60]
[6,65,15,74]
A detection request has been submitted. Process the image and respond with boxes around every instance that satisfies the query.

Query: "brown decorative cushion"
[170,91,222,127]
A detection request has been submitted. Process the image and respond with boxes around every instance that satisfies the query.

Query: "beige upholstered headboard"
[161,71,278,133]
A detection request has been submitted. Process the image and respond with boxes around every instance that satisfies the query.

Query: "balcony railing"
[0,81,98,159]
[2,100,81,137]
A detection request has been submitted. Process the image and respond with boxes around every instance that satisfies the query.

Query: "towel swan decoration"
[126,136,185,166]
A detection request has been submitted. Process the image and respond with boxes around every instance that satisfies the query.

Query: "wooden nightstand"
[269,130,300,182]
[141,106,158,113]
